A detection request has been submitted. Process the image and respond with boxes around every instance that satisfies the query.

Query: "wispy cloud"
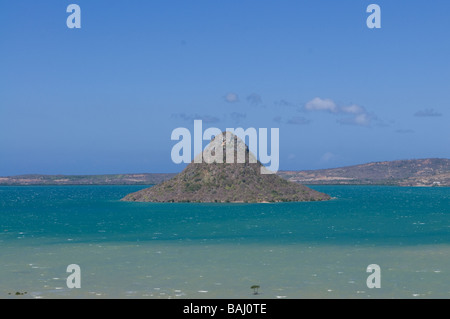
[286,116,311,125]
[274,99,297,108]
[246,93,263,107]
[229,112,246,124]
[340,104,365,114]
[171,113,220,124]
[395,129,415,134]
[272,116,311,125]
[337,112,374,127]
[414,108,443,117]
[172,112,250,125]
[273,116,283,124]
[320,152,336,163]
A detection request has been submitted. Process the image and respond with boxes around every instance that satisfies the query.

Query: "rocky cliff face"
[122,132,330,203]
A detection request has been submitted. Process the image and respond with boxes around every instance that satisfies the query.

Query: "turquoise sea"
[0,185,449,299]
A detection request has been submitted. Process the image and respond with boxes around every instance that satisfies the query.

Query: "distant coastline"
[0,173,176,186]
[1,158,449,187]
[278,158,450,187]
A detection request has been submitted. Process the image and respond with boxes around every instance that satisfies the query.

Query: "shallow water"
[1,185,449,298]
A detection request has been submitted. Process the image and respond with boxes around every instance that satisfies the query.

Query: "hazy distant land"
[1,158,449,187]
[278,158,450,187]
[0,173,175,186]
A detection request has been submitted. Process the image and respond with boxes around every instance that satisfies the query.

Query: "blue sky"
[1,0,449,175]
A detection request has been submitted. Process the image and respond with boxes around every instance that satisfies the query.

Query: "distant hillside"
[0,173,176,186]
[1,158,449,187]
[122,132,330,203]
[278,158,450,186]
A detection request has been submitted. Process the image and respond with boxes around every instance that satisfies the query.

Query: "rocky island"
[122,132,330,203]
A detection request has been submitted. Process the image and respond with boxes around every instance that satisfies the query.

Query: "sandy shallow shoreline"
[2,240,449,299]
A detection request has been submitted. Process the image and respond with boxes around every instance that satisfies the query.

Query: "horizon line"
[1,157,448,178]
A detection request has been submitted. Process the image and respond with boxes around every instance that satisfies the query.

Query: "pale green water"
[0,185,449,298]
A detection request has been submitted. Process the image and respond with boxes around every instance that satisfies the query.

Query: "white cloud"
[337,113,372,126]
[304,97,377,127]
[224,92,239,103]
[340,104,365,114]
[304,97,337,113]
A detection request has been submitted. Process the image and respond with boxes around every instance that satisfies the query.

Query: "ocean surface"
[0,185,449,299]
